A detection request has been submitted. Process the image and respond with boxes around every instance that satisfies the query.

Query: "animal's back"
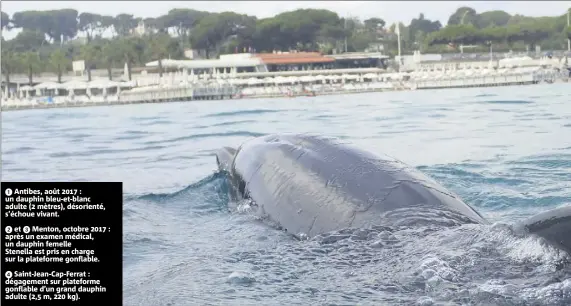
[231,134,487,237]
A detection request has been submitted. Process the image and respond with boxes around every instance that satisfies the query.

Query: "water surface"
[3,84,571,305]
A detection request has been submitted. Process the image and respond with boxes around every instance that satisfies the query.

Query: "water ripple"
[2,83,571,305]
[203,109,281,118]
[143,131,265,146]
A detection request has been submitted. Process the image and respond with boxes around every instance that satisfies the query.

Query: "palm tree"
[21,52,42,85]
[1,46,20,86]
[48,49,70,83]
[148,33,170,77]
[101,41,121,80]
[115,37,140,81]
[80,43,100,82]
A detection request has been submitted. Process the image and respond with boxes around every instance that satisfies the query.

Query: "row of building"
[139,51,390,76]
[2,48,568,91]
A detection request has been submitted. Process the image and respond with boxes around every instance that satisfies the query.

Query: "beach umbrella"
[286,76,298,84]
[247,77,261,86]
[299,75,315,83]
[363,73,377,79]
[327,75,341,82]
[65,80,89,90]
[88,79,120,88]
[20,85,33,98]
[273,76,287,84]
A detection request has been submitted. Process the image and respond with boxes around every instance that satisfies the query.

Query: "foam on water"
[2,83,571,305]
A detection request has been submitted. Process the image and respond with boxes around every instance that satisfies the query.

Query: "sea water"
[3,83,571,305]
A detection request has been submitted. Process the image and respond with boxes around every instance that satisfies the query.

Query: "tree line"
[1,7,570,84]
[426,7,571,50]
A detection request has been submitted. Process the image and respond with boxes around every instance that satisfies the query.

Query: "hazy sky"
[2,1,569,39]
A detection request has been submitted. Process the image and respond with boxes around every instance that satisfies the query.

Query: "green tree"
[113,37,142,81]
[10,29,47,52]
[80,43,100,82]
[1,43,20,85]
[364,17,386,32]
[427,24,480,46]
[11,10,78,43]
[2,6,570,77]
[147,33,171,77]
[518,21,552,50]
[98,15,115,39]
[410,14,441,34]
[190,12,255,57]
[21,52,43,85]
[479,26,507,44]
[100,40,120,80]
[476,10,511,28]
[252,18,287,52]
[51,9,79,42]
[162,9,207,38]
[387,22,412,53]
[189,15,219,58]
[1,11,10,30]
[250,9,345,52]
[279,9,342,51]
[113,14,139,37]
[408,14,442,48]
[447,7,478,26]
[78,12,103,42]
[142,17,167,34]
[48,49,70,83]
[316,23,346,52]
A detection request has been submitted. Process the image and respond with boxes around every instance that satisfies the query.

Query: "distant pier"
[1,85,239,111]
[413,72,541,90]
[1,66,567,112]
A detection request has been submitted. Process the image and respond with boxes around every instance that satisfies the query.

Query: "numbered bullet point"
[5,226,12,234]
[5,271,12,279]
[5,188,12,196]
[23,226,30,234]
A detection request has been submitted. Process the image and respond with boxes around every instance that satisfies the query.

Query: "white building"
[131,20,147,37]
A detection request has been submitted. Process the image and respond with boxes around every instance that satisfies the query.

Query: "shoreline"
[1,80,559,112]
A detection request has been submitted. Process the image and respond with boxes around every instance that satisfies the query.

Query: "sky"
[2,1,570,39]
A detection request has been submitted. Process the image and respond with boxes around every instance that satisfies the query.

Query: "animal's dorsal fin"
[515,205,571,255]
[215,147,237,172]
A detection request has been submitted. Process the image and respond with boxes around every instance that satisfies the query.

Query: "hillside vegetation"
[1,7,570,83]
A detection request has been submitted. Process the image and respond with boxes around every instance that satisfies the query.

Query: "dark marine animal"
[215,134,571,255]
